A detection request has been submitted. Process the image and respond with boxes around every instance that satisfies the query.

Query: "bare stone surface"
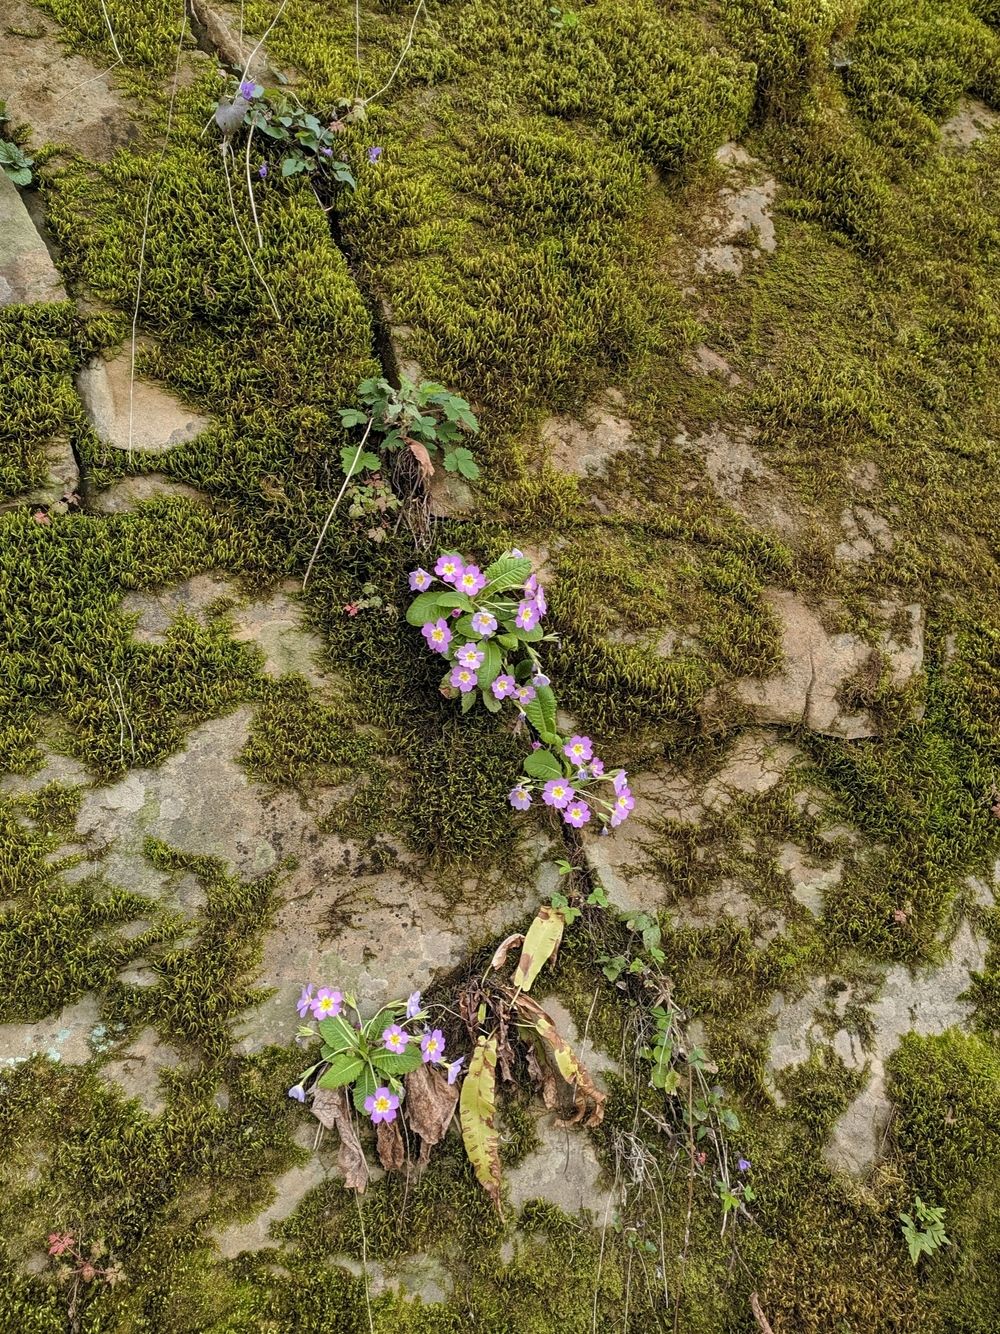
[0,995,102,1067]
[215,1125,330,1257]
[941,97,1000,147]
[0,437,80,513]
[543,393,634,476]
[506,1117,615,1220]
[100,1027,181,1116]
[190,0,271,82]
[701,730,802,811]
[767,918,988,1175]
[77,348,210,452]
[90,475,208,514]
[719,591,924,739]
[777,844,842,917]
[681,424,804,537]
[427,467,476,519]
[686,344,741,385]
[0,173,66,306]
[696,145,778,276]
[0,0,135,160]
[835,506,894,565]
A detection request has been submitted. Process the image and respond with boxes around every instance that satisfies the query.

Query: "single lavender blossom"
[422,619,452,653]
[472,610,497,637]
[296,984,315,1019]
[515,600,540,631]
[516,684,536,705]
[365,1087,399,1123]
[383,1024,410,1053]
[532,672,550,687]
[367,145,383,163]
[239,78,259,100]
[737,1157,751,1173]
[589,757,605,776]
[288,1084,306,1102]
[542,779,574,810]
[612,770,629,795]
[420,1029,446,1062]
[564,735,593,763]
[456,642,485,670]
[443,1056,465,1085]
[491,674,516,700]
[449,665,478,693]
[458,564,487,595]
[406,990,422,1019]
[509,785,532,811]
[311,987,343,1019]
[534,584,548,615]
[409,567,432,591]
[563,800,591,829]
[434,553,464,585]
[258,161,268,179]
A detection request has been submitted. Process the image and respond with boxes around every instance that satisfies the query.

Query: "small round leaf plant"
[406,550,635,833]
[289,986,462,1117]
[339,375,480,481]
[214,77,357,187]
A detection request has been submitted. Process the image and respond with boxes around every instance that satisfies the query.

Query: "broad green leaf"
[340,446,380,477]
[483,555,532,595]
[461,690,476,713]
[497,633,519,649]
[339,408,368,428]
[478,640,502,690]
[362,1006,398,1043]
[319,1015,358,1053]
[524,685,557,741]
[513,905,566,992]
[460,1036,501,1209]
[372,1045,422,1076]
[317,1052,365,1089]
[352,1063,379,1114]
[482,689,501,713]
[523,748,563,780]
[405,591,448,626]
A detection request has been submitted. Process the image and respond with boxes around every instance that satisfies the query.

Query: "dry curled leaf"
[405,1061,458,1164]
[513,905,565,993]
[407,438,434,480]
[509,992,605,1128]
[311,1085,368,1192]
[376,1118,405,1171]
[460,1035,502,1212]
[491,933,525,972]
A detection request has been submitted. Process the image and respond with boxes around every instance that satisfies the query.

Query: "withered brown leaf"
[311,1085,369,1191]
[405,1061,459,1164]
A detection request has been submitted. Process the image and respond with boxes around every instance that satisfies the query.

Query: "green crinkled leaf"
[340,446,380,477]
[317,1052,365,1089]
[482,689,502,713]
[319,1015,358,1053]
[478,640,502,690]
[461,690,476,713]
[525,685,557,741]
[406,592,447,626]
[362,1006,399,1042]
[483,555,532,594]
[352,1063,378,1114]
[372,1045,423,1076]
[523,748,563,780]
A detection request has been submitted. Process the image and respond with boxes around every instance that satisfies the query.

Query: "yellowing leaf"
[510,992,606,1128]
[513,905,565,992]
[460,1035,502,1211]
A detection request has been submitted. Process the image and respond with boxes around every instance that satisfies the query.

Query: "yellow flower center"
[375,1097,390,1112]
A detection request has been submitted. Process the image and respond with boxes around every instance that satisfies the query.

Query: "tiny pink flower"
[516,684,536,705]
[456,642,485,670]
[383,1024,410,1053]
[311,988,343,1019]
[409,567,432,591]
[509,785,532,810]
[449,665,478,693]
[472,611,497,637]
[563,800,591,828]
[420,1029,446,1062]
[458,564,487,595]
[564,735,593,763]
[491,674,517,700]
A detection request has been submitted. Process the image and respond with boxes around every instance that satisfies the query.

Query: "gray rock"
[76,347,210,452]
[0,0,136,161]
[696,145,778,276]
[776,844,841,917]
[717,591,924,739]
[189,0,271,82]
[0,173,66,306]
[835,506,894,565]
[89,475,208,514]
[506,1115,615,1221]
[941,97,1000,148]
[0,995,102,1067]
[542,391,633,476]
[100,1026,181,1116]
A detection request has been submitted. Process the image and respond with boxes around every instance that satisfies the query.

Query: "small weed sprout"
[46,1232,123,1329]
[900,1197,950,1264]
[340,375,481,481]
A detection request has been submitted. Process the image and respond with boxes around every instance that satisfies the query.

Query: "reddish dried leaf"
[376,1118,405,1171]
[508,991,605,1128]
[311,1085,368,1191]
[407,439,434,480]
[405,1061,458,1164]
[491,933,525,972]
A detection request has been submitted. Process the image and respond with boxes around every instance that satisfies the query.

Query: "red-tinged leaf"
[491,933,525,972]
[407,438,434,480]
[513,905,565,992]
[508,991,606,1128]
[376,1118,405,1171]
[33,510,50,525]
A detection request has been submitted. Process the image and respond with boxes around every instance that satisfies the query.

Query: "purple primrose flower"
[383,1024,410,1053]
[738,1157,751,1174]
[532,672,550,688]
[563,799,591,829]
[443,1056,465,1085]
[296,984,315,1019]
[542,779,574,810]
[409,567,432,591]
[365,1087,399,1123]
[612,770,629,795]
[564,735,593,764]
[458,564,487,595]
[311,987,343,1019]
[434,553,464,585]
[239,78,259,100]
[406,990,422,1019]
[420,1029,446,1062]
[422,618,452,653]
[491,674,517,700]
[472,610,497,637]
[515,600,540,631]
[516,684,536,705]
[288,1083,306,1102]
[449,665,478,693]
[367,145,383,163]
[456,642,485,670]
[508,785,532,811]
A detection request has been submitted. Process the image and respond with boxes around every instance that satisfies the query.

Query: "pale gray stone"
[89,475,207,514]
[941,97,1000,148]
[696,145,778,276]
[543,394,633,476]
[506,1116,615,1221]
[777,844,842,917]
[0,173,65,306]
[100,1026,181,1116]
[835,506,894,565]
[76,348,210,452]
[0,995,102,1067]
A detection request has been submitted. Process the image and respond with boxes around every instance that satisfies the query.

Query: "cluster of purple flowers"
[290,986,464,1122]
[509,739,634,831]
[411,551,550,705]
